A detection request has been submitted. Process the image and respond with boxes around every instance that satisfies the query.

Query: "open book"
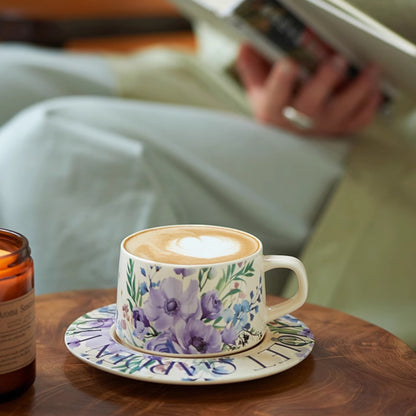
[169,0,416,98]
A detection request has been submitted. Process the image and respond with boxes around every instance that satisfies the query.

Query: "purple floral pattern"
[143,278,201,331]
[201,290,222,320]
[117,258,264,355]
[65,305,314,385]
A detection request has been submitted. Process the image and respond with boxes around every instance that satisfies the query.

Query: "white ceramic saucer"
[64,304,314,385]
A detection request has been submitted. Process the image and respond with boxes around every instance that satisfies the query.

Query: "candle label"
[0,289,36,375]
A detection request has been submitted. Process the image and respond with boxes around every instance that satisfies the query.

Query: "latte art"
[167,235,240,259]
[124,225,260,265]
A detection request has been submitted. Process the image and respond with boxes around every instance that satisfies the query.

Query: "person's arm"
[235,43,383,137]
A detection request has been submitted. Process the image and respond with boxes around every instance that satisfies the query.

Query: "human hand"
[235,43,383,137]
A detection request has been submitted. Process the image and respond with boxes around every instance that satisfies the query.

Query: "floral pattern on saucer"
[65,304,314,385]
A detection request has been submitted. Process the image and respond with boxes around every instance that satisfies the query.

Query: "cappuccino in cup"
[124,225,260,265]
[116,225,308,357]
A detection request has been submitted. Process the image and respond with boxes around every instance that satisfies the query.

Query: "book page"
[280,0,416,55]
[325,0,416,45]
[342,0,416,43]
[324,0,406,38]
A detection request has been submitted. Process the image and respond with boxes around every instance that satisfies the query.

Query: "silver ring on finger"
[282,106,315,130]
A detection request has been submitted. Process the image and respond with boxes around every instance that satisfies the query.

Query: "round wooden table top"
[2,289,415,415]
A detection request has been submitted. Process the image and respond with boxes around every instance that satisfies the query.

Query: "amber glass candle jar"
[0,229,35,400]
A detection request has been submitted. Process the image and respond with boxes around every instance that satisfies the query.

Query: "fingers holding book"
[235,43,383,137]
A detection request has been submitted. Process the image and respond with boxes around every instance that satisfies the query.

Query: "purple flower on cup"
[174,268,196,277]
[201,290,223,320]
[221,326,239,345]
[132,307,150,340]
[174,318,222,354]
[132,307,149,327]
[143,277,201,331]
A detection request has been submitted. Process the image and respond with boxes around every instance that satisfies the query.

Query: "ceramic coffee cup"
[115,225,308,357]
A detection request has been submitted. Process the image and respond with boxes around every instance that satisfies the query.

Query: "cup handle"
[264,255,308,322]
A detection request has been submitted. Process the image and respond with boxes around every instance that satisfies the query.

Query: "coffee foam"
[124,226,260,265]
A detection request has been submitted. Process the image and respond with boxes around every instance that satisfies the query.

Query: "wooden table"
[1,289,415,415]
